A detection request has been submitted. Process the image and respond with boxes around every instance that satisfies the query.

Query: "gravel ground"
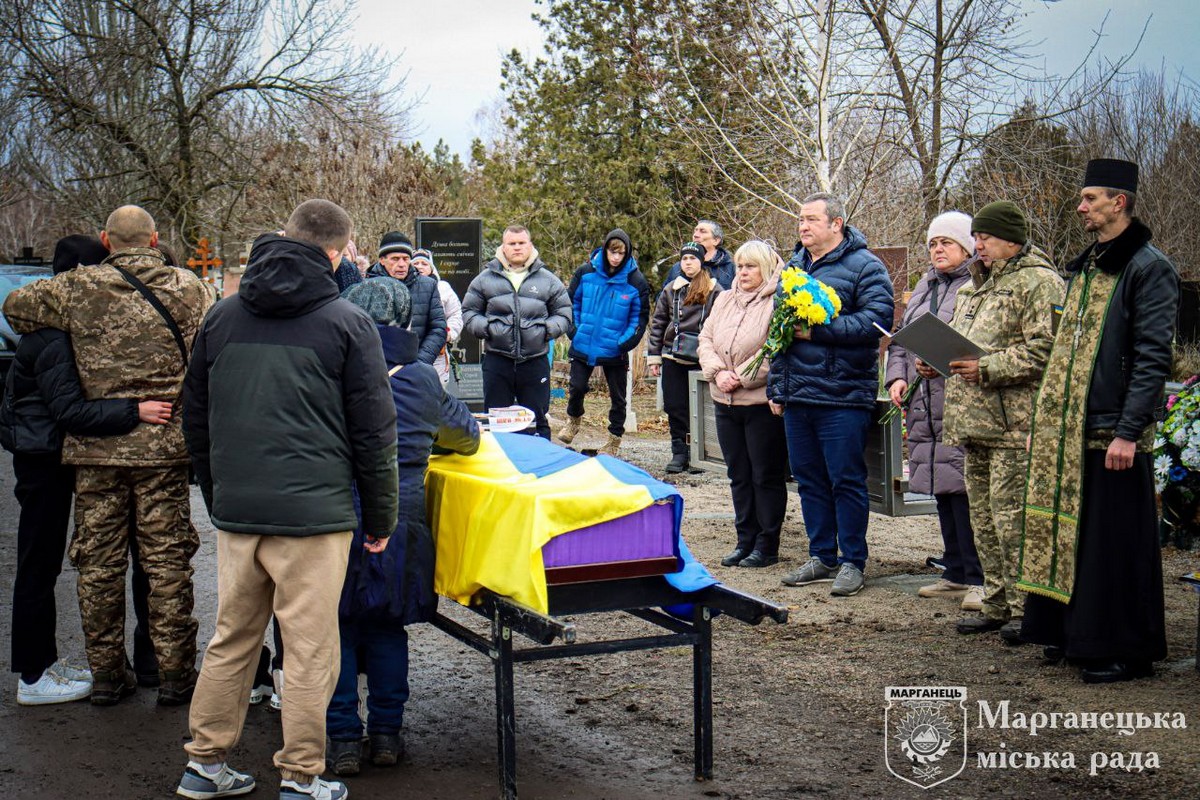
[0,391,1195,799]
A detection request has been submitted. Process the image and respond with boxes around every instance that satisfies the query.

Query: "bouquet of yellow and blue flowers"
[741,266,842,379]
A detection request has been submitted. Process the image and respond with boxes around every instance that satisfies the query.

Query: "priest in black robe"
[1018,158,1179,683]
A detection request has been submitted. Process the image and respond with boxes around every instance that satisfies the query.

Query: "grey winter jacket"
[884,262,972,495]
[461,251,572,362]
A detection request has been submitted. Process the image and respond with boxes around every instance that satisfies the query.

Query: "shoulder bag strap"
[388,364,404,377]
[112,265,189,367]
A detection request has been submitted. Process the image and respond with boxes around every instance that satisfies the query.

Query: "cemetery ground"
[0,390,1196,799]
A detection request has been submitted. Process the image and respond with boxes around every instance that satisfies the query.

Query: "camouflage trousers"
[70,464,199,677]
[963,445,1028,622]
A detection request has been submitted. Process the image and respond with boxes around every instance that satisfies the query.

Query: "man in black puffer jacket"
[178,200,398,800]
[365,231,447,365]
[2,235,172,706]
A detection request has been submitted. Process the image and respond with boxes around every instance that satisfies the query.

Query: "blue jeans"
[783,405,871,571]
[325,619,409,741]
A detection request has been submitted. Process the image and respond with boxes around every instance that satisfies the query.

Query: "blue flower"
[1170,465,1189,482]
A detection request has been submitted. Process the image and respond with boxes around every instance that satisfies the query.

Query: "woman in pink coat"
[698,240,790,569]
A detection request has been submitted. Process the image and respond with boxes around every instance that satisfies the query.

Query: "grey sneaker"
[176,761,255,799]
[781,557,837,586]
[830,563,865,597]
[280,776,347,800]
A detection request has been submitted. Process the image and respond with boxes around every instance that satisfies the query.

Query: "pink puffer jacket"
[698,268,780,406]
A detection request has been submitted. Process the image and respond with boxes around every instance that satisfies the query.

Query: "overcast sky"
[353,0,1200,156]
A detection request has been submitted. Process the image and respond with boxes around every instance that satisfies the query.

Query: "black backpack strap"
[111,265,189,366]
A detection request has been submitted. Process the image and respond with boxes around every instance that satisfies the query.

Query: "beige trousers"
[185,530,351,781]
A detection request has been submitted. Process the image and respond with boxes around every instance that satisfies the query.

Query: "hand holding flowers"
[740,266,842,379]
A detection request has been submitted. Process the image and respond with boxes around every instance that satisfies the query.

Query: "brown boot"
[558,415,582,444]
[157,667,197,706]
[90,668,137,706]
[599,433,622,457]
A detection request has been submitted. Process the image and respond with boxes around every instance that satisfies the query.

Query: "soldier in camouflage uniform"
[3,206,217,705]
[939,201,1063,643]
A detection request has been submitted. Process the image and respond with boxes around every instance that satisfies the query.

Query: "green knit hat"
[971,201,1028,245]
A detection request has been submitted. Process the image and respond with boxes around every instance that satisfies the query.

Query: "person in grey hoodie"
[884,211,983,612]
[461,225,572,439]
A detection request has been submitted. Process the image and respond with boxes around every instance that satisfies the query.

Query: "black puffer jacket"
[0,328,138,454]
[461,253,572,362]
[183,234,399,538]
[365,264,447,365]
[1067,218,1180,441]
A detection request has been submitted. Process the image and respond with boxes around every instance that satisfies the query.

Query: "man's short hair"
[697,219,724,246]
[285,199,352,253]
[503,225,530,238]
[1101,187,1137,215]
[104,205,156,250]
[801,193,846,224]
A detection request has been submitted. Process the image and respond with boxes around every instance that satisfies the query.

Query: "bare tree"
[0,0,410,247]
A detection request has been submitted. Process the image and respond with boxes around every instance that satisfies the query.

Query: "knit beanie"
[343,277,412,328]
[925,211,975,255]
[412,248,434,267]
[971,201,1028,245]
[52,234,109,275]
[378,231,413,258]
[680,241,705,261]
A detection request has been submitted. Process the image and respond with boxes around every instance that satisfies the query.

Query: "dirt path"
[0,401,1196,799]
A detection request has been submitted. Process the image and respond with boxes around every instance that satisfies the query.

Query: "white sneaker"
[917,578,969,598]
[17,669,92,705]
[961,585,985,611]
[269,668,283,711]
[279,776,347,800]
[48,658,92,683]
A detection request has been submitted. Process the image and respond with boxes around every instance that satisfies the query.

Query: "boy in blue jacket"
[326,278,480,776]
[559,229,650,456]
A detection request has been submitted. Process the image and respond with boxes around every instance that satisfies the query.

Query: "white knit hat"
[926,211,975,255]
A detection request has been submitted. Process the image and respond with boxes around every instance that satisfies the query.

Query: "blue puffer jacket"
[566,230,651,366]
[339,325,480,626]
[767,226,894,410]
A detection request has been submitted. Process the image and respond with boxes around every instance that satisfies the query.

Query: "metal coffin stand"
[430,577,788,800]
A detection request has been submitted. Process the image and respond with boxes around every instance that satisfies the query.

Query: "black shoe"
[1080,661,1154,684]
[720,548,750,567]
[665,453,688,474]
[91,668,137,706]
[326,737,362,776]
[738,551,779,568]
[368,732,405,767]
[157,668,197,706]
[925,555,948,572]
[1043,646,1066,664]
[955,616,1006,635]
[999,620,1026,646]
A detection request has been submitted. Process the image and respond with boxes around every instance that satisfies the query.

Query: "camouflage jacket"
[3,248,217,466]
[942,245,1064,449]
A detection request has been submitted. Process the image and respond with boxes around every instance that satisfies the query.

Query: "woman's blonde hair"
[733,240,778,287]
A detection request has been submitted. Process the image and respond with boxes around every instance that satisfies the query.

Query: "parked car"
[0,263,53,380]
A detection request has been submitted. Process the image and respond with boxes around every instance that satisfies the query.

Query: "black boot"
[665,453,688,474]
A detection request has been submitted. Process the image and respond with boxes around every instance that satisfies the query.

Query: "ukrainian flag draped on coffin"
[426,432,714,613]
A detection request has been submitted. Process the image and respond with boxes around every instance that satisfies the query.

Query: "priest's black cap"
[1082,158,1138,193]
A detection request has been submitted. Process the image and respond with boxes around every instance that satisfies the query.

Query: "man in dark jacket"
[1019,159,1179,683]
[366,231,447,365]
[559,229,650,456]
[2,235,172,706]
[663,219,735,290]
[177,200,398,800]
[326,278,480,775]
[461,225,572,439]
[769,193,894,598]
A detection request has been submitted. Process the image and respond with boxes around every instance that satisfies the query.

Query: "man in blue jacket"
[663,219,735,290]
[559,229,650,456]
[769,193,894,598]
[366,231,447,366]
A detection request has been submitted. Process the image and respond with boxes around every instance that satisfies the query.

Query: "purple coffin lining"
[541,502,676,567]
